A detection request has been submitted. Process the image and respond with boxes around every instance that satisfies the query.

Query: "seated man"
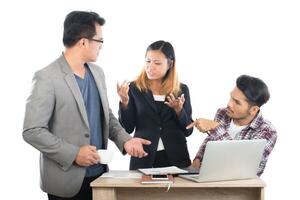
[187,75,277,176]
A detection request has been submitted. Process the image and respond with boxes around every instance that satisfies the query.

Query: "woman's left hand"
[165,93,185,116]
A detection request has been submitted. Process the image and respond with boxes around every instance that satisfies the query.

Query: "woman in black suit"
[117,40,193,170]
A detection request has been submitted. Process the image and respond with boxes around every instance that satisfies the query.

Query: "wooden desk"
[91,175,265,200]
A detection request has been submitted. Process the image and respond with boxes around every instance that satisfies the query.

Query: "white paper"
[101,170,142,179]
[138,166,188,175]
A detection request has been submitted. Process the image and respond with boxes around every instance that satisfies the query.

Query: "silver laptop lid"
[197,139,266,182]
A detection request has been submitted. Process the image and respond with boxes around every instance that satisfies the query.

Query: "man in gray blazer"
[23,11,150,200]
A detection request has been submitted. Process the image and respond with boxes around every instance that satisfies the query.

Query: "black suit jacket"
[119,82,193,170]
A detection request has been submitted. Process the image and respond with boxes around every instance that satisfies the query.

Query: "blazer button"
[84,133,90,138]
[159,127,162,130]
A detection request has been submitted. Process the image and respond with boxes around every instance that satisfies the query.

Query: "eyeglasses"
[89,38,104,44]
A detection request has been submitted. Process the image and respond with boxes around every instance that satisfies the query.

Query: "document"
[138,166,188,175]
[101,170,142,179]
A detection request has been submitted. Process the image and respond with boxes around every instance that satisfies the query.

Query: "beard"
[226,107,251,120]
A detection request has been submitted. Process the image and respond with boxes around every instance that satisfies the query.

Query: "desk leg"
[260,187,264,200]
[93,188,116,200]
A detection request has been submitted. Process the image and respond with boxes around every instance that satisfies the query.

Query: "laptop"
[180,139,266,182]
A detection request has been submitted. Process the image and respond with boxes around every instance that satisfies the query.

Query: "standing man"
[187,75,277,176]
[23,11,150,200]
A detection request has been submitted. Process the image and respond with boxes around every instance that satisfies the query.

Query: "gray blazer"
[23,55,131,197]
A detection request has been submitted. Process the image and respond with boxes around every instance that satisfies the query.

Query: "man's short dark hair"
[236,75,270,107]
[63,11,105,47]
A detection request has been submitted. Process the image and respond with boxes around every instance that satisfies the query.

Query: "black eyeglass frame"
[89,38,104,43]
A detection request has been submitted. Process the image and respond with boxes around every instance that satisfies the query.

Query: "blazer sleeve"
[22,71,79,171]
[108,107,132,153]
[118,84,136,134]
[176,84,193,136]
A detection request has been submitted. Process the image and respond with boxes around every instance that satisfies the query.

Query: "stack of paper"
[138,166,188,175]
[101,170,142,179]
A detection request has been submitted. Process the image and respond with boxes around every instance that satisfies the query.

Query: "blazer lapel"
[58,55,90,130]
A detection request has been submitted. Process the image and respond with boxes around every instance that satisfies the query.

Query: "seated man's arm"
[256,127,277,176]
[192,135,214,168]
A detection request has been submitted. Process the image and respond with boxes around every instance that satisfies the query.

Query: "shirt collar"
[224,110,264,131]
[248,111,264,130]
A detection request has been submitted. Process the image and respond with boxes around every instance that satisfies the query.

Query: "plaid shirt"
[195,108,277,176]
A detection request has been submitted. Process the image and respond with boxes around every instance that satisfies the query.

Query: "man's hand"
[75,145,100,167]
[186,118,219,133]
[124,138,151,158]
[191,158,201,169]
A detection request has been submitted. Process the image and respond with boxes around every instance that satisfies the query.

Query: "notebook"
[141,174,174,184]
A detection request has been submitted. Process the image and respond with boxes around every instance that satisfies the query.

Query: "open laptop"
[180,139,266,182]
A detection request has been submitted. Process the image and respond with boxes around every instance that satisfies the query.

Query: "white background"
[0,0,299,199]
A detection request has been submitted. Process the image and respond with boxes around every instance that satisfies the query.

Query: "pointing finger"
[186,121,196,129]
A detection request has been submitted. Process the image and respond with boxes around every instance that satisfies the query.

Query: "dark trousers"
[48,175,100,200]
[153,150,170,168]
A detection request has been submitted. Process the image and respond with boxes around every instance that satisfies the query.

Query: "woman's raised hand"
[117,81,130,107]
